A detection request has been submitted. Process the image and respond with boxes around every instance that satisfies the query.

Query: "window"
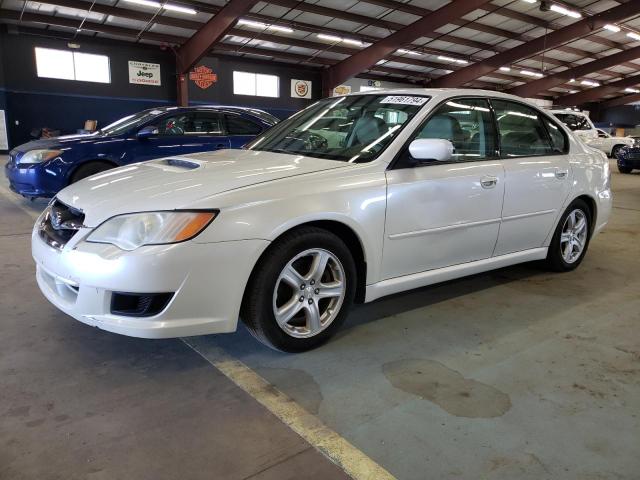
[542,117,568,153]
[35,47,110,83]
[413,98,496,161]
[492,100,553,157]
[233,71,279,97]
[554,113,592,131]
[225,114,262,135]
[186,113,223,135]
[152,114,191,136]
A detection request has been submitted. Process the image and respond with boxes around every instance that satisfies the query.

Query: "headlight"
[86,211,217,251]
[18,149,64,165]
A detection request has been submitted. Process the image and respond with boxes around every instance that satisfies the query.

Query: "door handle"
[480,176,498,189]
[555,169,568,179]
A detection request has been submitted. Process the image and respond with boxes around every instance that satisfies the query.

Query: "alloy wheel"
[560,209,588,264]
[272,248,346,338]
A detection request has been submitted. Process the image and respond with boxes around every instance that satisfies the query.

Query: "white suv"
[550,109,598,142]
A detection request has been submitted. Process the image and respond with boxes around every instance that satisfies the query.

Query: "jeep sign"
[128,61,161,86]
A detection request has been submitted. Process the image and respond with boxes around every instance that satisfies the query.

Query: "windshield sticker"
[380,96,429,105]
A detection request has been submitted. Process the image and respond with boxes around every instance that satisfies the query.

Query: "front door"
[491,100,572,256]
[382,98,505,279]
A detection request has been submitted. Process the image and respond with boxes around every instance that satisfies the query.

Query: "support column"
[177,73,188,107]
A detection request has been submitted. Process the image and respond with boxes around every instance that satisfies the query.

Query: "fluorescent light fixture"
[376,60,386,65]
[342,38,363,47]
[569,90,578,94]
[163,3,196,14]
[520,69,544,78]
[317,34,363,46]
[569,78,576,82]
[521,0,536,3]
[549,4,582,19]
[603,24,621,33]
[397,49,422,56]
[438,55,468,64]
[627,32,640,41]
[499,66,511,72]
[625,88,640,93]
[237,19,293,33]
[580,79,600,87]
[124,0,161,8]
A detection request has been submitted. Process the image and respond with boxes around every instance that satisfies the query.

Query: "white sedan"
[32,89,612,351]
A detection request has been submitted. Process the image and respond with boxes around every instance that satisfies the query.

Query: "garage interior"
[1,0,640,479]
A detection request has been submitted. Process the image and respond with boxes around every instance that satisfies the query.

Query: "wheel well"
[245,221,368,306]
[611,144,625,154]
[575,194,597,234]
[68,159,118,184]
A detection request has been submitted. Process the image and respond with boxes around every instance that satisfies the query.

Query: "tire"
[70,161,114,183]
[546,199,591,272]
[618,165,632,174]
[242,226,357,352]
[611,145,624,159]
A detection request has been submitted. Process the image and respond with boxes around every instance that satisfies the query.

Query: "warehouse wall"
[0,30,176,148]
[187,56,321,119]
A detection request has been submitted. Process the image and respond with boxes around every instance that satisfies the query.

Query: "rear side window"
[186,112,224,135]
[225,114,262,135]
[542,117,568,154]
[492,100,553,157]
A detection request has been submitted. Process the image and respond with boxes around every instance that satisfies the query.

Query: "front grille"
[111,292,174,317]
[38,199,85,249]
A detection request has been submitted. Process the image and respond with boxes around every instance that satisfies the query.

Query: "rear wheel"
[546,199,591,272]
[618,165,633,174]
[242,227,356,352]
[70,161,114,183]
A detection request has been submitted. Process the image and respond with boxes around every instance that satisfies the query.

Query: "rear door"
[224,113,264,148]
[492,100,572,256]
[383,97,505,279]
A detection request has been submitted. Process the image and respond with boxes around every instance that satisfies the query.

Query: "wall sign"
[291,79,312,99]
[128,61,161,86]
[189,65,218,89]
[332,85,351,96]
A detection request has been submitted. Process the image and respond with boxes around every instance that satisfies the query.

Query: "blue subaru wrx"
[5,105,279,199]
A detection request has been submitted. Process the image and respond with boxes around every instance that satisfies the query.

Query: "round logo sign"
[294,80,309,97]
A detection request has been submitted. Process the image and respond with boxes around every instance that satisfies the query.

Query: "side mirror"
[408,138,454,164]
[137,126,158,139]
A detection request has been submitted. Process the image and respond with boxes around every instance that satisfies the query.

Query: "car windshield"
[98,109,168,136]
[245,94,430,162]
[554,113,592,131]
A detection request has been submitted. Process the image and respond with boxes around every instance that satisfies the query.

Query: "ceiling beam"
[599,92,640,108]
[428,2,640,88]
[321,0,492,94]
[508,44,640,98]
[175,0,258,74]
[555,75,640,107]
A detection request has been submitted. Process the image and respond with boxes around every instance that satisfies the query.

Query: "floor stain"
[254,367,323,415]
[383,359,511,418]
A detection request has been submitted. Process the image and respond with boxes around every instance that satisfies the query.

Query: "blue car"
[5,105,279,198]
[616,137,640,174]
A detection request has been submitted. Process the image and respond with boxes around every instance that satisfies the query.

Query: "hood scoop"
[153,158,202,171]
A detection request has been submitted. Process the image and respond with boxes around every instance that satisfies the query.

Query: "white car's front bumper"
[32,226,269,338]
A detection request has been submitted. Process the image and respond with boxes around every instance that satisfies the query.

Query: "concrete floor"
[1,158,639,479]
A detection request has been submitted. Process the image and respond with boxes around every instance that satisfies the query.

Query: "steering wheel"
[301,131,328,151]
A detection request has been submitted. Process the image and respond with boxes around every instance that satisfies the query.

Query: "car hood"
[56,149,349,226]
[14,133,109,153]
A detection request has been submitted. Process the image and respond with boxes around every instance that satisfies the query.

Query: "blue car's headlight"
[18,149,63,165]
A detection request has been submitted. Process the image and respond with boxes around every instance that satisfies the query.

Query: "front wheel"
[611,145,624,159]
[70,161,114,183]
[618,164,633,174]
[546,199,591,272]
[242,227,356,352]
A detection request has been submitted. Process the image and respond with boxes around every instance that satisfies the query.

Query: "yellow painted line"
[182,338,396,480]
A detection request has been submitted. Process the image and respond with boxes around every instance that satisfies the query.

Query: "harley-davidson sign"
[189,65,218,89]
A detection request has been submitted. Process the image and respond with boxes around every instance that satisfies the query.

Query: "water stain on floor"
[383,359,511,418]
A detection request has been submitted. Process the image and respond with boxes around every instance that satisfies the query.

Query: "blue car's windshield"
[245,94,430,162]
[98,109,167,136]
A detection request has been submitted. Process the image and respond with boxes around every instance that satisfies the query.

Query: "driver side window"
[413,98,496,161]
[149,114,191,136]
